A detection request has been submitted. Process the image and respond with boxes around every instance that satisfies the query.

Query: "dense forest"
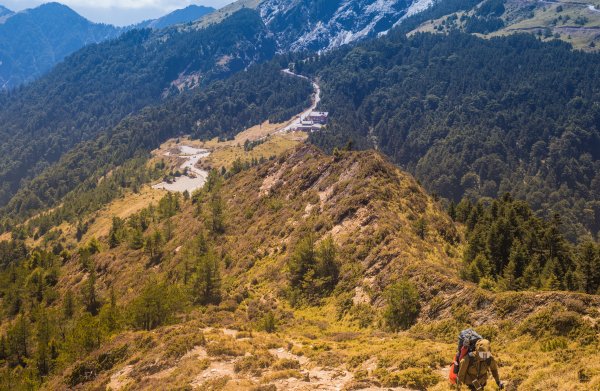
[0,63,312,234]
[301,31,600,239]
[452,194,600,293]
[0,8,276,208]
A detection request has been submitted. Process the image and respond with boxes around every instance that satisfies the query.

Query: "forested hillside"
[0,146,598,390]
[0,63,312,233]
[0,3,124,89]
[303,31,600,239]
[0,9,275,210]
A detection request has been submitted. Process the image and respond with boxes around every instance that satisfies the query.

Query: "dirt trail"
[152,145,210,193]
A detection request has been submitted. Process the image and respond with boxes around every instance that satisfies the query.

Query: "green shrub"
[383,279,421,331]
[376,367,439,390]
[349,303,374,328]
[234,352,274,375]
[518,304,596,344]
[258,311,277,333]
[272,358,300,370]
[540,337,568,352]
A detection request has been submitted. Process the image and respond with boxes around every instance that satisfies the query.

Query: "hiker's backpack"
[457,328,483,353]
[448,329,483,384]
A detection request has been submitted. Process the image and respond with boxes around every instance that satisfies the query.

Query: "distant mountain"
[0,3,216,90]
[0,2,123,89]
[0,4,13,18]
[141,5,215,29]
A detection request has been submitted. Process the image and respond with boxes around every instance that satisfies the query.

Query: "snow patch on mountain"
[257,0,434,52]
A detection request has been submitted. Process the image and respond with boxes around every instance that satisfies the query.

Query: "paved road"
[280,69,322,133]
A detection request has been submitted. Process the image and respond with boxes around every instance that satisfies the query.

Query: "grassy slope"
[411,0,600,50]
[37,145,600,390]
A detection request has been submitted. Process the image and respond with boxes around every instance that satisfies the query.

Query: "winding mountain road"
[280,69,322,133]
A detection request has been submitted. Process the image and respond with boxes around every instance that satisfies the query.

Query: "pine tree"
[35,309,51,376]
[7,315,29,366]
[63,290,75,319]
[210,193,225,234]
[288,234,316,288]
[145,230,163,261]
[316,235,340,291]
[108,217,124,248]
[542,258,562,290]
[195,232,209,257]
[130,280,183,331]
[448,201,457,221]
[163,219,174,242]
[384,279,421,331]
[99,288,120,335]
[522,256,541,289]
[192,252,221,305]
[130,228,144,250]
[501,258,518,291]
[81,270,101,316]
[576,242,600,294]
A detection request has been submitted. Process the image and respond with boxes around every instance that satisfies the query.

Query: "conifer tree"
[130,228,144,250]
[210,193,225,234]
[384,279,421,331]
[192,252,221,305]
[34,309,51,376]
[63,290,75,319]
[316,235,340,291]
[99,288,120,335]
[145,230,163,261]
[288,234,316,288]
[81,270,101,316]
[577,242,600,294]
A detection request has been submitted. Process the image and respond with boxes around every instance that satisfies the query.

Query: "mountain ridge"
[4,142,597,390]
[0,2,217,90]
[0,4,13,18]
[193,0,432,52]
[142,5,215,30]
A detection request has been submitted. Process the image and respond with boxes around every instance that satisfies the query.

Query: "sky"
[1,0,232,25]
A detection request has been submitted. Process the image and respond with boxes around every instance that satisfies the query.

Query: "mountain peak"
[0,4,13,18]
[146,4,215,29]
[24,2,86,21]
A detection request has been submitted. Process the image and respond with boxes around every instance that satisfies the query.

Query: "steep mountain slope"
[0,2,123,89]
[194,0,437,52]
[0,3,218,90]
[410,0,600,51]
[256,0,415,52]
[2,63,311,233]
[0,145,597,390]
[304,31,600,239]
[142,5,215,29]
[0,9,276,213]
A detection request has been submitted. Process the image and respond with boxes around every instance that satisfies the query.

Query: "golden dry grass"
[81,186,167,243]
[35,146,600,391]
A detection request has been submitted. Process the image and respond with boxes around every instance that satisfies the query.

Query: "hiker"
[456,339,504,390]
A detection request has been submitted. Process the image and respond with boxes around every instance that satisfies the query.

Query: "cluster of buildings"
[291,111,329,132]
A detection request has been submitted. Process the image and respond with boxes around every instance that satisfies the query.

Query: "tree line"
[453,194,600,293]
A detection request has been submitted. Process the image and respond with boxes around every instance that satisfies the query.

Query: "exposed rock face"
[193,0,435,53]
[257,0,420,52]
